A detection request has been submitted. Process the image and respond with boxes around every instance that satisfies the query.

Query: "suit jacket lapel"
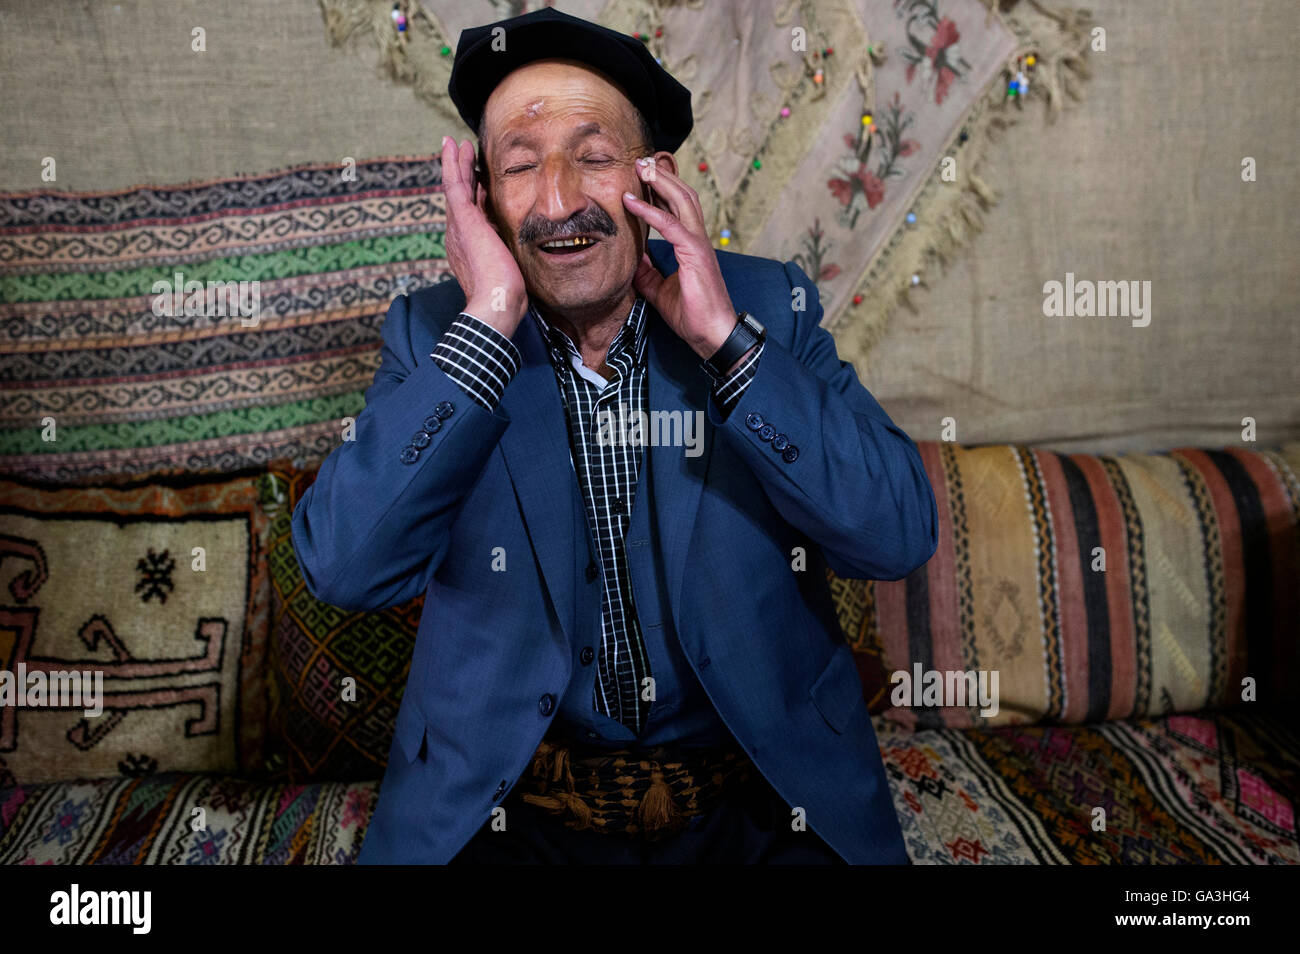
[646,300,716,627]
[498,315,579,648]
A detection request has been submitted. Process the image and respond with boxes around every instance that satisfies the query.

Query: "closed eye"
[503,164,535,175]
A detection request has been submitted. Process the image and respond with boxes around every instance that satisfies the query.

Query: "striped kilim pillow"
[0,157,448,483]
[831,441,1300,729]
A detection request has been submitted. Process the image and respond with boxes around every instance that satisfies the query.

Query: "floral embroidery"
[827,92,919,229]
[896,0,971,105]
[791,219,842,292]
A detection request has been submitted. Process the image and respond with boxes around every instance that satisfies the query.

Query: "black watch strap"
[703,311,766,381]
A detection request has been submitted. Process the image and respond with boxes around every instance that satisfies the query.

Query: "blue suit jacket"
[291,238,938,864]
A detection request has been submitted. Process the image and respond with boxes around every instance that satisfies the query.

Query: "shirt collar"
[529,296,648,373]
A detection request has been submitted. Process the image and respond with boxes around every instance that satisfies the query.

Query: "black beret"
[447,7,693,154]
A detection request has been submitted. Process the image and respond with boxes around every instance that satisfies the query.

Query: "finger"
[476,180,503,236]
[441,136,467,207]
[635,159,703,233]
[646,161,704,223]
[622,190,691,244]
[458,139,476,199]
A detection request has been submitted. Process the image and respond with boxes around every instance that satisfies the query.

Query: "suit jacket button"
[772,433,789,451]
[580,646,594,666]
[745,412,764,431]
[538,694,555,716]
[411,430,432,450]
[758,424,775,442]
[422,415,443,433]
[434,400,455,420]
[782,445,799,463]
[399,445,419,464]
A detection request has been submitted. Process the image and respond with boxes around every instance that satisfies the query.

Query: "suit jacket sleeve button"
[411,430,432,449]
[758,424,775,442]
[399,445,419,464]
[434,400,455,419]
[772,433,789,451]
[538,694,555,716]
[422,415,443,433]
[782,445,799,463]
[745,412,764,431]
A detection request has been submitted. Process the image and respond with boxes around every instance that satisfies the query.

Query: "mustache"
[518,205,617,245]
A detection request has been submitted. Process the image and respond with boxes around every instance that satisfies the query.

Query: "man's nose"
[533,155,588,226]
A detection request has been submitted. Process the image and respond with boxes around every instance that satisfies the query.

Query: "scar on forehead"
[523,99,545,118]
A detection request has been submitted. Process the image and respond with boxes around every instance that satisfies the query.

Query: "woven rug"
[3,708,1294,863]
[0,773,376,864]
[878,708,1300,864]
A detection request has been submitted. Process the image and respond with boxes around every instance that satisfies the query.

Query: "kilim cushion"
[0,157,447,484]
[831,441,1300,728]
[0,771,375,864]
[259,464,422,782]
[0,472,270,784]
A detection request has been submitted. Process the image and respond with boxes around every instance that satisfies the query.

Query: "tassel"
[637,764,682,831]
[520,791,595,830]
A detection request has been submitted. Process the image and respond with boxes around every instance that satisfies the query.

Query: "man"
[292,7,937,864]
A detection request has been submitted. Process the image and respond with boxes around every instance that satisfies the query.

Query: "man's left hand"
[622,159,739,362]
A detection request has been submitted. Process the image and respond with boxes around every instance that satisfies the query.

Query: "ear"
[650,151,678,177]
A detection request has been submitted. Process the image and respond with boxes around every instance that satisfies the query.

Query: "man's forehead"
[484,60,634,131]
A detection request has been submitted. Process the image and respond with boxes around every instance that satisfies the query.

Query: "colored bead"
[1026,54,1037,66]
[862,114,872,126]
[813,70,824,84]
[655,28,663,38]
[440,45,451,56]
[633,31,641,39]
[824,47,833,56]
[852,294,863,305]
[752,158,761,169]
[719,236,730,246]
[780,107,790,117]
[906,212,916,225]
[910,274,920,285]
[720,229,731,239]
[698,161,708,172]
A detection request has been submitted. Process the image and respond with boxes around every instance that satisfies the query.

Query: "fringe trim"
[828,0,1095,365]
[318,0,455,111]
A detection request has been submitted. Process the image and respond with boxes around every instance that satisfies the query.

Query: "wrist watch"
[702,311,766,382]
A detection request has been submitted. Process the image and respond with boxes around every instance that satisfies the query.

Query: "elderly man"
[292,6,937,864]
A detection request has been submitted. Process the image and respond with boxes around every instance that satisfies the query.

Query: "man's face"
[479,60,668,317]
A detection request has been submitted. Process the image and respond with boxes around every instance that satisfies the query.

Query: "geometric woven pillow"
[0,472,270,785]
[259,464,422,782]
[829,441,1300,729]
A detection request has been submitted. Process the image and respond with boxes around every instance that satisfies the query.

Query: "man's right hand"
[440,136,528,335]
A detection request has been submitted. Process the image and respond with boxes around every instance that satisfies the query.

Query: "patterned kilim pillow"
[259,464,423,782]
[0,472,270,785]
[829,441,1300,729]
[0,157,447,484]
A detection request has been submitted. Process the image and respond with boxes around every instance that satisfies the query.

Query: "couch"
[2,438,1296,864]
